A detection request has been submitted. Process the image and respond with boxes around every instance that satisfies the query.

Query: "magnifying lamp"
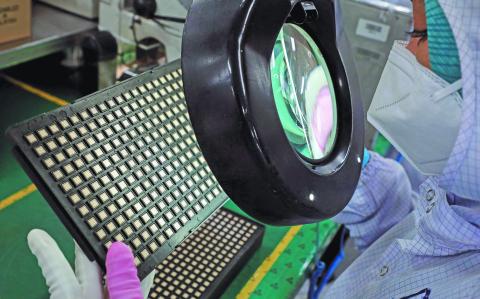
[181,0,364,225]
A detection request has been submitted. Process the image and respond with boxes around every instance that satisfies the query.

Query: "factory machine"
[98,0,188,65]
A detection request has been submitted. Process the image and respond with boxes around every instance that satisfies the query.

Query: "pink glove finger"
[106,242,143,299]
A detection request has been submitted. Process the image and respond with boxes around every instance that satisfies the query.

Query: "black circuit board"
[7,60,229,279]
[148,208,264,299]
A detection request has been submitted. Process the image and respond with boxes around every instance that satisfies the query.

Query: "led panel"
[7,60,228,279]
[148,209,264,299]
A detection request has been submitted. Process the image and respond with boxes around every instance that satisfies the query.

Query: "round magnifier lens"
[270,24,337,161]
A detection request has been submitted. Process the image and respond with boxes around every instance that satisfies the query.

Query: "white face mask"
[367,41,463,176]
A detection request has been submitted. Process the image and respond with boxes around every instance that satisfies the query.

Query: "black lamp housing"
[181,0,364,225]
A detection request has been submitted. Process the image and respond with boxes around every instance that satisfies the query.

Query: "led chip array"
[148,209,264,299]
[8,61,228,278]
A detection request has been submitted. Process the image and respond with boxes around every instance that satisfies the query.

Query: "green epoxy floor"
[0,59,337,299]
[0,68,82,299]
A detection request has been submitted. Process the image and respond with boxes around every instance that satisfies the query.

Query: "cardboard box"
[0,0,32,44]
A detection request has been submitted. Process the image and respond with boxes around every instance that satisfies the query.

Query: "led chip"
[85,137,96,146]
[37,128,49,139]
[115,215,126,225]
[141,230,151,241]
[103,142,113,152]
[73,158,85,169]
[101,158,112,169]
[46,140,58,151]
[88,106,99,116]
[98,192,109,203]
[95,103,107,113]
[106,99,116,108]
[96,228,107,240]
[91,181,101,191]
[86,217,98,228]
[131,88,140,97]
[117,180,127,190]
[71,175,83,187]
[51,169,64,181]
[80,186,92,198]
[100,175,111,185]
[87,121,97,131]
[111,153,121,163]
[69,193,81,204]
[63,163,75,174]
[57,135,68,146]
[61,181,73,192]
[149,241,159,252]
[77,204,89,217]
[108,186,118,197]
[124,226,134,237]
[172,222,181,231]
[106,221,116,233]
[97,210,108,221]
[94,147,104,158]
[24,133,38,144]
[65,146,76,158]
[67,130,79,141]
[42,157,55,169]
[92,164,103,175]
[165,228,174,238]
[95,132,105,142]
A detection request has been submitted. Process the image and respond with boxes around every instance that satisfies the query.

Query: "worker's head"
[407,0,461,83]
[367,0,463,176]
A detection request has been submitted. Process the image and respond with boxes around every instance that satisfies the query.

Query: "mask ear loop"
[430,79,463,103]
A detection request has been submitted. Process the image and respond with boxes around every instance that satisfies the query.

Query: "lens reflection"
[270,24,337,161]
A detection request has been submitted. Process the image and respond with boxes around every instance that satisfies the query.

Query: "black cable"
[130,14,141,44]
[407,29,428,39]
[153,14,186,23]
[406,29,428,45]
[151,19,183,38]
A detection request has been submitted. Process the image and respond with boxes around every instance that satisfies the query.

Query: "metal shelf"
[0,3,97,70]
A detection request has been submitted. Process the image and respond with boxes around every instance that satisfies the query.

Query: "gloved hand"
[362,148,370,169]
[27,229,155,299]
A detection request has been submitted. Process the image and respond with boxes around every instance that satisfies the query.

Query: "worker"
[321,0,480,298]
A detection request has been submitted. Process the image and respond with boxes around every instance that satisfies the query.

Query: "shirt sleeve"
[332,152,415,251]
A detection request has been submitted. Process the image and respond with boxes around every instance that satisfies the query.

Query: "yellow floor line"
[0,74,69,106]
[0,184,37,211]
[236,226,302,298]
[0,74,67,211]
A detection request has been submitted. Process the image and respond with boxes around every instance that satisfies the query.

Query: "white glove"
[27,229,155,299]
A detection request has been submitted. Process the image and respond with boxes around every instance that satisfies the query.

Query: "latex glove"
[362,148,370,169]
[27,229,155,299]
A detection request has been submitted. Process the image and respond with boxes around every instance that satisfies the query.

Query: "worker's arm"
[332,152,415,251]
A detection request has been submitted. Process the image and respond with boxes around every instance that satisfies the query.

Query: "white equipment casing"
[339,0,412,145]
[99,0,186,62]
